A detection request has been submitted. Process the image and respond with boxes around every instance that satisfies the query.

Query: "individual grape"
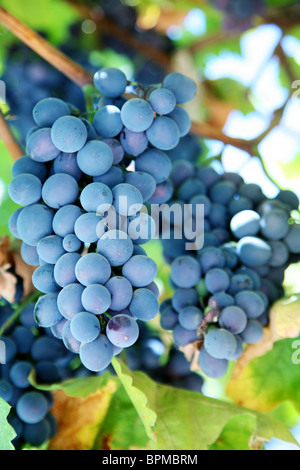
[284,224,300,253]
[170,256,201,288]
[171,160,195,187]
[9,173,42,206]
[209,203,229,229]
[31,337,64,362]
[172,288,198,312]
[102,138,124,165]
[80,182,113,216]
[32,264,60,294]
[51,317,68,340]
[8,208,23,239]
[52,205,84,238]
[26,128,60,162]
[178,306,203,330]
[12,156,47,181]
[235,290,266,319]
[198,247,226,273]
[205,268,231,294]
[104,277,132,312]
[0,380,14,402]
[74,213,105,243]
[106,314,139,348]
[16,204,54,246]
[168,106,191,137]
[239,183,264,205]
[76,140,113,177]
[19,304,35,328]
[229,273,254,295]
[208,292,235,310]
[146,116,180,151]
[81,284,112,315]
[0,337,17,363]
[112,183,143,216]
[53,152,82,181]
[218,306,247,335]
[70,312,101,344]
[276,189,299,211]
[145,281,160,299]
[16,391,49,424]
[268,241,289,267]
[122,255,158,287]
[204,328,237,360]
[32,97,70,127]
[120,98,154,132]
[260,209,290,240]
[230,210,261,239]
[54,253,81,287]
[160,305,178,330]
[129,288,159,321]
[9,361,32,389]
[51,116,88,153]
[23,420,51,447]
[221,244,239,269]
[93,166,124,188]
[34,293,62,328]
[128,213,156,245]
[178,178,206,202]
[62,321,81,354]
[75,253,111,286]
[37,235,65,264]
[12,327,35,354]
[63,234,82,253]
[147,179,174,204]
[79,335,114,372]
[20,242,39,266]
[148,87,176,115]
[94,67,127,98]
[97,230,133,266]
[125,171,156,202]
[198,348,228,379]
[93,105,123,138]
[210,180,236,205]
[135,149,172,184]
[229,196,253,216]
[173,324,199,347]
[42,173,79,209]
[240,319,264,344]
[227,335,244,360]
[119,128,148,157]
[236,236,272,267]
[190,194,212,218]
[163,72,197,104]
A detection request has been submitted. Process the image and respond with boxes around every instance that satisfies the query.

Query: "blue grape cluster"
[161,163,300,379]
[211,0,265,31]
[8,67,198,373]
[0,301,76,448]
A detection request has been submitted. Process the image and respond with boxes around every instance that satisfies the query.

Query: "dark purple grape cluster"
[8,67,197,374]
[0,301,78,448]
[161,159,300,379]
[211,0,265,31]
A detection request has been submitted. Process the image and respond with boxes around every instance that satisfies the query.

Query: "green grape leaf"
[112,360,296,450]
[0,398,16,450]
[208,78,255,115]
[111,358,157,442]
[209,414,259,450]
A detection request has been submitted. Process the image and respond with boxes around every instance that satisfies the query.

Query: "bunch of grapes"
[160,164,300,379]
[211,0,265,31]
[8,67,198,374]
[0,301,77,448]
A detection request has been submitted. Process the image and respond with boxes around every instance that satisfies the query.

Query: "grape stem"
[0,290,42,337]
[0,111,23,161]
[0,6,93,87]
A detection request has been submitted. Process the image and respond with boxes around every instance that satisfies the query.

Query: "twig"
[0,6,93,87]
[0,111,23,161]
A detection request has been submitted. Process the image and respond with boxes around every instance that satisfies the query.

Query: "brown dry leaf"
[12,251,35,298]
[49,380,117,451]
[0,263,18,304]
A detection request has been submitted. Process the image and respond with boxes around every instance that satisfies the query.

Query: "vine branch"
[0,111,23,161]
[0,6,93,87]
